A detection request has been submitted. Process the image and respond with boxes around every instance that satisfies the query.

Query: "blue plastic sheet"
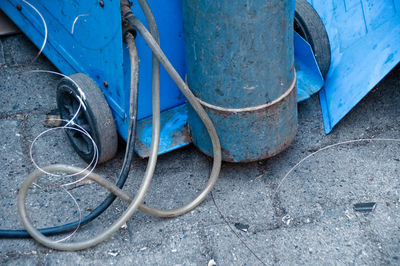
[309,0,400,133]
[294,32,324,102]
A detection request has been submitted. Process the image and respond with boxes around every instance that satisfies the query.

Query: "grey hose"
[17,0,221,250]
[123,13,222,217]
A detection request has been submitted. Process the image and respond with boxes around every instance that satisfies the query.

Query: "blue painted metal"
[308,0,400,133]
[0,0,188,157]
[294,31,324,102]
[182,0,297,162]
[135,104,190,158]
[128,0,186,121]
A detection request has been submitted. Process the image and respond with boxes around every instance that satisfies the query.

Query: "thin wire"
[29,121,99,186]
[211,192,268,266]
[205,154,267,266]
[55,186,81,242]
[20,69,85,126]
[21,0,47,66]
[21,70,100,182]
[23,71,100,241]
[30,178,83,243]
[49,181,83,243]
[27,122,98,241]
[273,138,400,197]
[11,1,98,239]
[14,1,97,182]
[212,138,400,265]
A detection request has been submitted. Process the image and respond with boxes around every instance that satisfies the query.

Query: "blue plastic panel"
[294,31,324,102]
[309,0,400,133]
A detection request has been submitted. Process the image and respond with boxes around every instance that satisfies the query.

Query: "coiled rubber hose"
[17,0,221,250]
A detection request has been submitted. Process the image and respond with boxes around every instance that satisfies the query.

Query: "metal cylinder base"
[188,75,298,163]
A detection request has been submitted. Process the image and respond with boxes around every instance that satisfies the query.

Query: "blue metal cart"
[0,0,324,162]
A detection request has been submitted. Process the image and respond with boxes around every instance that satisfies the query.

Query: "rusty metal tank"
[182,0,297,162]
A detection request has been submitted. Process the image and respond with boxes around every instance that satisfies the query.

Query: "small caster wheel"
[56,73,118,164]
[295,0,331,77]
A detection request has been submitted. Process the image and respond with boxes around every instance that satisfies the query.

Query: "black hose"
[0,32,140,238]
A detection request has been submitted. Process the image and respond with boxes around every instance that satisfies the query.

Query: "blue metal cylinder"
[182,0,297,162]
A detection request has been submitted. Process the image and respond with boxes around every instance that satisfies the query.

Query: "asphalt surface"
[0,33,399,265]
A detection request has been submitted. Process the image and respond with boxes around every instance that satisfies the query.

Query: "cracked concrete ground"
[0,33,399,265]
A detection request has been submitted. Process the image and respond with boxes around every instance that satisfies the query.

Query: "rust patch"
[214,84,296,163]
[135,138,149,158]
[182,124,192,143]
[221,131,297,163]
[221,147,232,161]
[169,123,192,146]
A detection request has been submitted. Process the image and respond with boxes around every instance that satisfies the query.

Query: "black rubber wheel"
[56,73,118,164]
[295,0,331,77]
